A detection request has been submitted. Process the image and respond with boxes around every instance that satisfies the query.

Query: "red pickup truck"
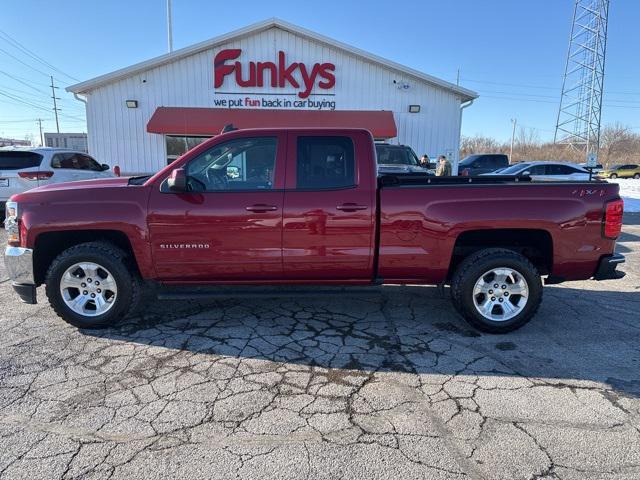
[4,128,625,333]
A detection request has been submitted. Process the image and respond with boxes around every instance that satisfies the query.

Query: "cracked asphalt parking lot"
[0,216,638,480]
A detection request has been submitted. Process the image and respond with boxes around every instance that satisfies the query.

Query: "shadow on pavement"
[623,212,640,226]
[83,284,640,398]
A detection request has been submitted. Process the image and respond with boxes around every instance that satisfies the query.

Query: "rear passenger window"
[297,136,355,189]
[492,156,507,168]
[52,153,102,171]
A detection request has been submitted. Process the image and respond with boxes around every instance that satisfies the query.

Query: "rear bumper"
[4,246,37,304]
[594,253,625,280]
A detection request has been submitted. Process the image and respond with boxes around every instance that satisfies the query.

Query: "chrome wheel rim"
[60,262,118,317]
[472,267,529,322]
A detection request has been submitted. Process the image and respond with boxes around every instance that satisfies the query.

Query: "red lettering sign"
[214,49,335,99]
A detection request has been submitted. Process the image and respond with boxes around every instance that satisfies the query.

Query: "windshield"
[459,155,481,167]
[376,145,419,166]
[498,163,530,174]
[0,151,42,170]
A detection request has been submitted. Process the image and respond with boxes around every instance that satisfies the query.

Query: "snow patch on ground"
[610,179,640,213]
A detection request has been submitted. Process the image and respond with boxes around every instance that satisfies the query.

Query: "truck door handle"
[336,203,368,212]
[245,204,278,212]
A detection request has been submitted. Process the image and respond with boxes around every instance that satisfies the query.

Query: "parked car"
[375,143,430,175]
[458,154,509,176]
[599,164,640,179]
[484,161,591,181]
[0,148,114,212]
[4,128,625,334]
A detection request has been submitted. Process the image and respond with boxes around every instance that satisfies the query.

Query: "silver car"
[483,161,591,181]
[1,148,115,210]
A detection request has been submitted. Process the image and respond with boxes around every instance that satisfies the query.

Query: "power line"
[0,90,86,122]
[0,29,80,83]
[0,82,51,102]
[462,77,640,97]
[0,89,54,112]
[0,71,86,114]
[0,70,51,89]
[0,46,51,78]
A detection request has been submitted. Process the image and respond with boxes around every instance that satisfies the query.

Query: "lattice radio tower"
[554,0,610,160]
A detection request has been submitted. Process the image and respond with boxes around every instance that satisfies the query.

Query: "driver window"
[185,137,277,191]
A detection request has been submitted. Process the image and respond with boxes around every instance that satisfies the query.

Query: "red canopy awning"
[147,107,397,139]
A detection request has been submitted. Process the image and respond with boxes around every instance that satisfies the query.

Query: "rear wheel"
[45,242,140,328]
[610,173,618,179]
[450,248,542,333]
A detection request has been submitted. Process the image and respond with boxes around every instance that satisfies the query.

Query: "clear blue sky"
[1,0,639,143]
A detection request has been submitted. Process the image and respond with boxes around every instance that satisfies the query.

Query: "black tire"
[610,173,618,179]
[634,173,640,179]
[450,248,542,334]
[45,241,141,328]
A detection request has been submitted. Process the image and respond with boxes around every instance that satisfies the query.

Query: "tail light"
[604,199,624,239]
[5,201,20,246]
[461,168,469,176]
[18,171,54,181]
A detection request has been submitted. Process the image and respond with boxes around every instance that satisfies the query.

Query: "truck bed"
[377,175,620,284]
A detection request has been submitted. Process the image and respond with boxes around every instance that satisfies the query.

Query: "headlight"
[5,201,19,246]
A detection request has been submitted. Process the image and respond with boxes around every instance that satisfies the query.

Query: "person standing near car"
[436,155,452,176]
[420,154,430,168]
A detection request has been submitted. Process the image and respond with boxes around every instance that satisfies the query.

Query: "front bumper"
[4,246,37,304]
[594,253,626,280]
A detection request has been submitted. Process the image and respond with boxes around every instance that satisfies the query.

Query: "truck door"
[147,133,286,281]
[282,131,376,281]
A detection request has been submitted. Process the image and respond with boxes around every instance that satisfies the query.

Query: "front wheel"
[610,173,618,179]
[450,248,543,333]
[634,173,640,179]
[45,242,141,328]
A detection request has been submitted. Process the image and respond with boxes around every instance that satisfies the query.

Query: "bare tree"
[600,123,635,168]
[459,123,640,166]
[460,135,503,158]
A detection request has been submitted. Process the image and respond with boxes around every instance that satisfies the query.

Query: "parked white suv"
[1,148,115,211]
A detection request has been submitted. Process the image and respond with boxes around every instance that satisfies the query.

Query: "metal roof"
[66,18,478,102]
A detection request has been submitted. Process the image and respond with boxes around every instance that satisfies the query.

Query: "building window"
[166,136,210,164]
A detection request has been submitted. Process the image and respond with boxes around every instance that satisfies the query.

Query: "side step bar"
[156,285,385,300]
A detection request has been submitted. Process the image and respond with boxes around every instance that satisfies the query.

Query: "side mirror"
[167,168,187,191]
[101,163,110,171]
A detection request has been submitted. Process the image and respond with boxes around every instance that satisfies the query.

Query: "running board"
[156,285,384,300]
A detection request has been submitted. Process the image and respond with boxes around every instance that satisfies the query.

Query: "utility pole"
[36,118,43,146]
[50,76,60,133]
[510,118,517,162]
[167,0,173,53]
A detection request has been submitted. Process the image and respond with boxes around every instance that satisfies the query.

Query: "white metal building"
[67,18,477,175]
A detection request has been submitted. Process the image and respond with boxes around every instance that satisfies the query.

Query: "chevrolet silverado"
[4,128,625,333]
